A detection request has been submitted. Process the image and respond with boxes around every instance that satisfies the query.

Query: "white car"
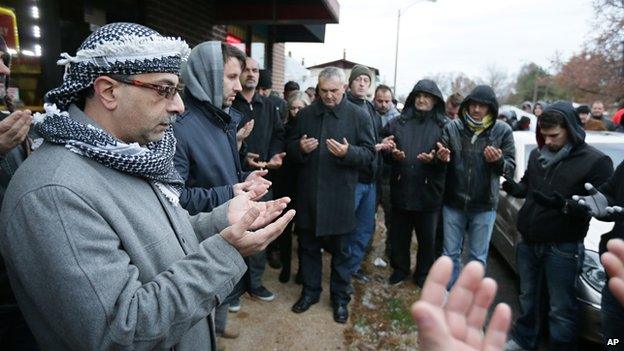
[491,130,624,343]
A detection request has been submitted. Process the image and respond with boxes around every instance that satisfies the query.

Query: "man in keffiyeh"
[0,22,294,350]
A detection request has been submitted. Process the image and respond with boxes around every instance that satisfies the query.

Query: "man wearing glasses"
[0,23,294,350]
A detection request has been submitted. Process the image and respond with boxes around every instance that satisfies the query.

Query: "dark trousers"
[298,228,351,305]
[379,173,392,257]
[389,208,438,287]
[602,283,624,351]
[277,214,296,277]
[512,242,584,351]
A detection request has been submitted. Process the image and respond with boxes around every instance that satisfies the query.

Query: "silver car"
[491,130,624,343]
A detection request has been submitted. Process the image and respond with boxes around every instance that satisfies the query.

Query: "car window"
[593,143,624,169]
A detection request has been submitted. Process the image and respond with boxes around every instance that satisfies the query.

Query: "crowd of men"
[0,23,624,351]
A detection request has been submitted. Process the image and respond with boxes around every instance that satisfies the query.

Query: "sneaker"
[504,339,527,351]
[228,300,241,313]
[249,285,275,301]
[388,271,407,286]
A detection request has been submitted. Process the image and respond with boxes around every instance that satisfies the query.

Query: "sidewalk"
[220,250,349,350]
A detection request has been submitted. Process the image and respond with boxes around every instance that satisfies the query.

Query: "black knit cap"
[258,69,272,89]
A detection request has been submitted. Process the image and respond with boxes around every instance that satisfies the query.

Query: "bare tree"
[480,64,512,103]
[425,71,477,98]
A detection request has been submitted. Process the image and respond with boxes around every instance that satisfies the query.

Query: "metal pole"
[393,9,400,93]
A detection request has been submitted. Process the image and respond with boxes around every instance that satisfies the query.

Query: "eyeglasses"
[109,75,182,100]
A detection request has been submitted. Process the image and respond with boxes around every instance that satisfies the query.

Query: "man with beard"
[287,67,375,323]
[173,41,271,340]
[436,86,515,287]
[373,84,401,128]
[503,102,612,351]
[373,84,400,258]
[384,79,449,287]
[232,57,286,303]
[0,23,294,350]
[174,43,269,216]
[0,34,38,351]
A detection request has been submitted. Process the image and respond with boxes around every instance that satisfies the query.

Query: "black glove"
[502,180,524,198]
[563,199,590,216]
[531,190,565,209]
[532,190,589,216]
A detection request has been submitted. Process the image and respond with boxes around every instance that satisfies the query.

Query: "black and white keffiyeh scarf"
[32,22,191,204]
[34,104,184,204]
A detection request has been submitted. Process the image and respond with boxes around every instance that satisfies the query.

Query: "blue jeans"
[346,182,377,274]
[512,242,584,351]
[602,282,624,351]
[442,206,496,287]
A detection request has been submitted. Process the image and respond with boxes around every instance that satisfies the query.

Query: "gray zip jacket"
[0,107,246,350]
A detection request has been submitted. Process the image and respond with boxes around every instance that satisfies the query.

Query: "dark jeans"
[602,282,624,351]
[512,242,584,351]
[389,208,438,287]
[298,228,351,304]
[0,309,39,350]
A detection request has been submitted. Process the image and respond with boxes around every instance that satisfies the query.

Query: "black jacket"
[233,92,285,170]
[515,101,614,243]
[267,93,288,121]
[384,79,449,211]
[441,85,516,211]
[286,96,375,236]
[346,91,383,184]
[174,92,247,215]
[598,160,624,255]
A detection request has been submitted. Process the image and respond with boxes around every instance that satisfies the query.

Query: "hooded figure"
[385,79,448,212]
[439,85,515,287]
[383,79,449,286]
[503,102,613,350]
[514,101,612,243]
[173,41,248,215]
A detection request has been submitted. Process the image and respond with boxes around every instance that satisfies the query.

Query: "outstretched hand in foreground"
[411,256,512,351]
[601,239,624,306]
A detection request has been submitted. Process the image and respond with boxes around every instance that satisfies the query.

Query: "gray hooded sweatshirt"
[174,42,248,215]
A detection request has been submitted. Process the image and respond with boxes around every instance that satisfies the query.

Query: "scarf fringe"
[57,35,190,67]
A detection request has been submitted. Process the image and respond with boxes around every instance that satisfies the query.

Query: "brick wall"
[143,0,226,46]
[272,43,285,95]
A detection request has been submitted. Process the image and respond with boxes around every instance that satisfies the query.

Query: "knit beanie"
[258,69,272,89]
[348,64,372,87]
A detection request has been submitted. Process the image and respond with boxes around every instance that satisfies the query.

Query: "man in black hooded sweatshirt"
[502,102,613,351]
[436,85,515,288]
[384,79,448,287]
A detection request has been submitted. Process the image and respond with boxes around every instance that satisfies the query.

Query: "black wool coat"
[286,96,376,236]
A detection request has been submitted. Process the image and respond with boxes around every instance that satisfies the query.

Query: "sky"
[284,0,597,97]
